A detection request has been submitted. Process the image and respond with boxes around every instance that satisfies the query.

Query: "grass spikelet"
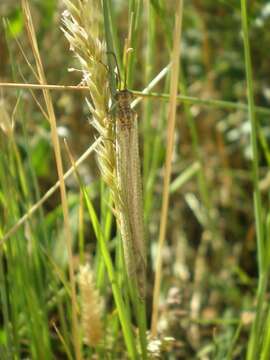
[0,100,14,137]
[62,0,117,201]
[79,264,103,346]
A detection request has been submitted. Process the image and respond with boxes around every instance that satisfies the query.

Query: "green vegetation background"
[1,0,270,359]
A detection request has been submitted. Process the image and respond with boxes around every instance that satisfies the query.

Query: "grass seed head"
[79,264,103,346]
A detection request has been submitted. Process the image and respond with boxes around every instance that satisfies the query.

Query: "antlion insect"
[112,59,147,300]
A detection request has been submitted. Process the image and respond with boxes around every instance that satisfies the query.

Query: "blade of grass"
[0,138,101,245]
[143,0,156,198]
[169,162,201,194]
[126,0,143,87]
[240,1,267,358]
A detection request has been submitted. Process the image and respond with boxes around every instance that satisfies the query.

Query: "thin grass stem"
[151,0,183,337]
[1,82,270,115]
[21,2,81,358]
[240,1,267,358]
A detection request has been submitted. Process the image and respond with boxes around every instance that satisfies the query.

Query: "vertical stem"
[103,0,117,97]
[151,0,183,337]
[240,0,264,274]
[127,0,143,88]
[240,1,267,358]
[143,0,156,189]
[21,1,81,358]
[82,187,138,359]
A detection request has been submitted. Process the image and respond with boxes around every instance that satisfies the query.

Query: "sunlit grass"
[0,0,270,359]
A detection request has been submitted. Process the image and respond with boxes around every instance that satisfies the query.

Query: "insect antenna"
[106,51,122,90]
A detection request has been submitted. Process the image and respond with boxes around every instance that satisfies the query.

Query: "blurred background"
[1,0,270,358]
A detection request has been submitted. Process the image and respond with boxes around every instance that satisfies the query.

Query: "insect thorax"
[115,89,134,130]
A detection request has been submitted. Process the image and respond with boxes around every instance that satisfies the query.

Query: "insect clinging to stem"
[107,48,147,299]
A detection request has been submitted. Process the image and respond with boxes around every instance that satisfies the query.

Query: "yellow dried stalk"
[79,264,103,346]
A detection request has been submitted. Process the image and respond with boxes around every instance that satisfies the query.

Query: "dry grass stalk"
[151,0,183,336]
[79,264,103,346]
[21,1,82,359]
